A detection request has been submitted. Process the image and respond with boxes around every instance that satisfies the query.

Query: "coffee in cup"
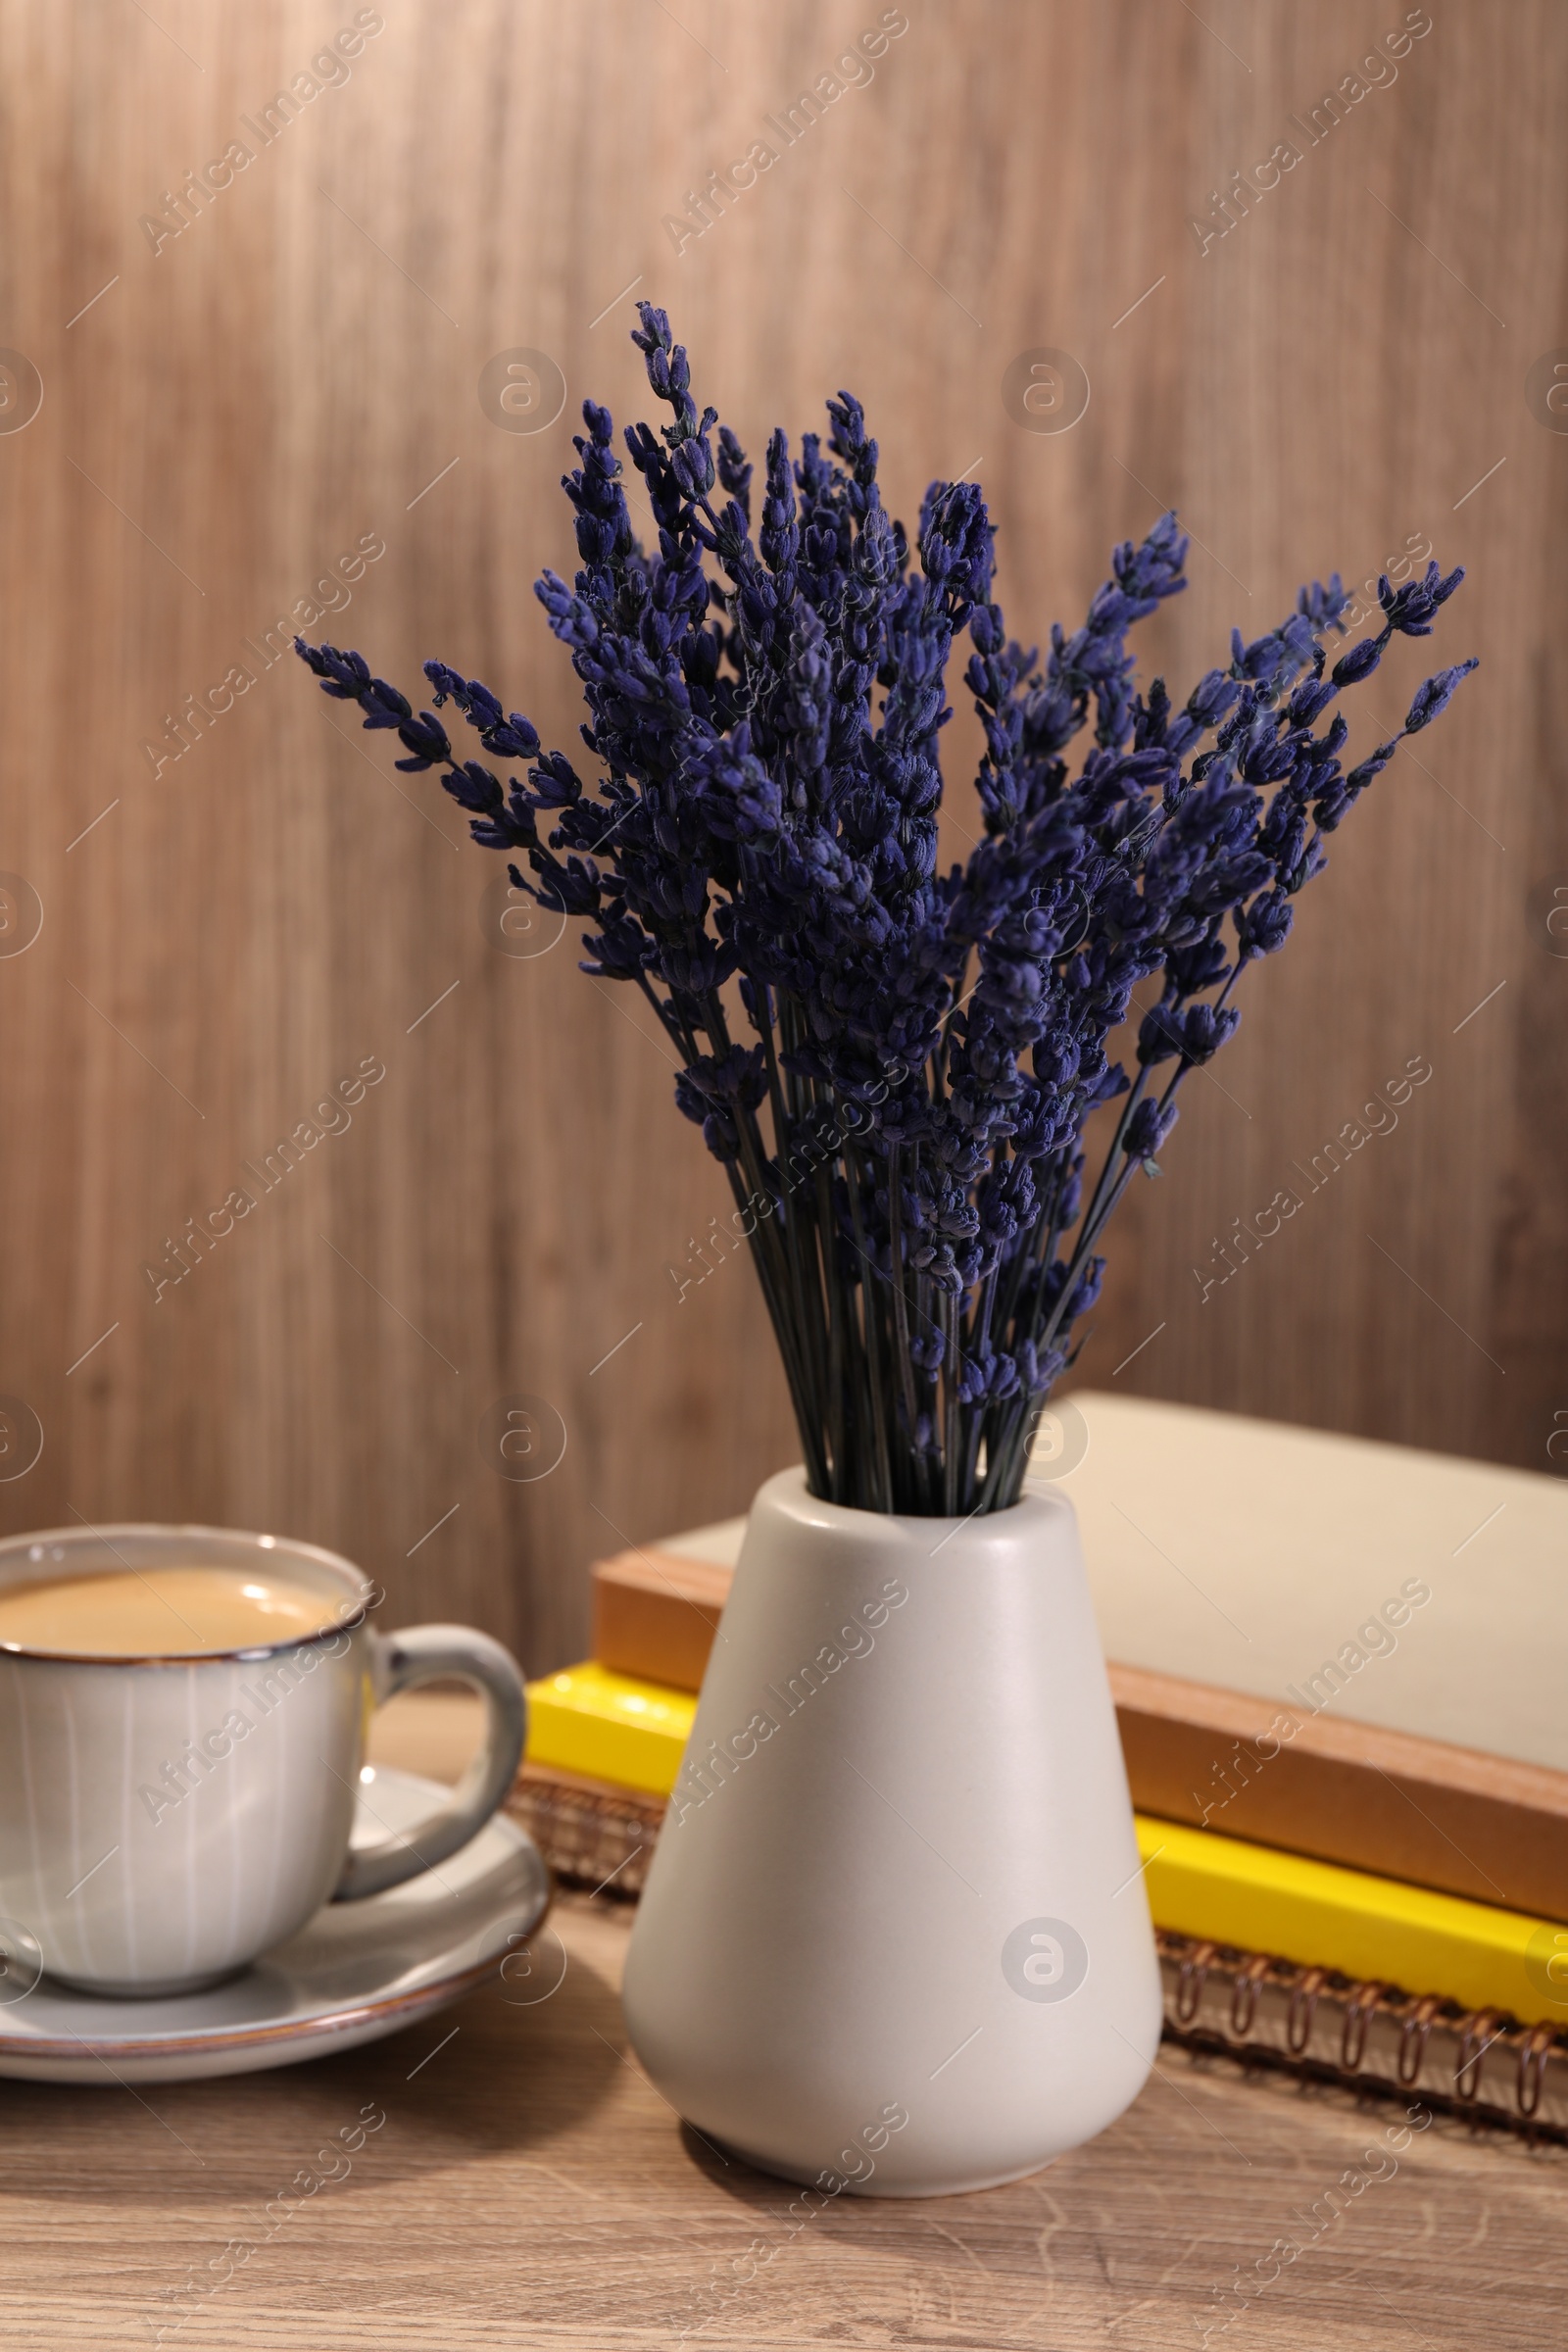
[0,1563,344,1655]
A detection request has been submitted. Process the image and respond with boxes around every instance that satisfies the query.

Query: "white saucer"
[0,1767,551,2085]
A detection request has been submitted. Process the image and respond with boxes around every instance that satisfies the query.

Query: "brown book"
[592,1546,1568,1919]
[591,1546,730,1693]
[1112,1663,1568,1919]
[507,1761,1568,2143]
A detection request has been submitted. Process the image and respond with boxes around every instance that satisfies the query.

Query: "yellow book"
[526,1661,1568,2028]
[526,1661,695,1794]
[1139,1815,1566,2030]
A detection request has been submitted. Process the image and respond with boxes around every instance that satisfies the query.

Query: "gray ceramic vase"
[622,1468,1160,2195]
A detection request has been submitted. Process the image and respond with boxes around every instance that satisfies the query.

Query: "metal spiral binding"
[1154,1933,1568,2141]
[1286,1967,1327,2057]
[1227,1951,1271,2040]
[1396,1994,1443,2087]
[1453,2010,1501,2105]
[1339,1981,1384,2075]
[1175,1939,1216,2028]
[1517,2024,1556,2123]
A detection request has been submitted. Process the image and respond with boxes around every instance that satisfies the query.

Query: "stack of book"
[509,1393,1568,2138]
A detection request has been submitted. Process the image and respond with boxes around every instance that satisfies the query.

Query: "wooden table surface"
[3,1697,1565,2352]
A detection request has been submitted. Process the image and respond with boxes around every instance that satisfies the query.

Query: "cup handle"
[333,1623,527,1901]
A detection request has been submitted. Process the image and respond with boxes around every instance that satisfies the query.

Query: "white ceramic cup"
[0,1523,527,1997]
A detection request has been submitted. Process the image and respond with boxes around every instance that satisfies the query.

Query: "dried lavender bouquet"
[299,307,1474,1518]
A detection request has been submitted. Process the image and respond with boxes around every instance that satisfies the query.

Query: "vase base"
[705,2132,1061,2200]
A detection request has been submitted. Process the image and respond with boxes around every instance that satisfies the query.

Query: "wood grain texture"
[0,1694,1558,2351]
[0,1,1564,1677]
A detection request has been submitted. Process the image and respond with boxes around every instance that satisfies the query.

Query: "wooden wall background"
[0,0,1563,1673]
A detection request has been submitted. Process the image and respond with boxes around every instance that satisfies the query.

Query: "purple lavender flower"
[297,309,1476,1515]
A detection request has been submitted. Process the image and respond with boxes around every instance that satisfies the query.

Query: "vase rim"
[757,1463,1072,1546]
